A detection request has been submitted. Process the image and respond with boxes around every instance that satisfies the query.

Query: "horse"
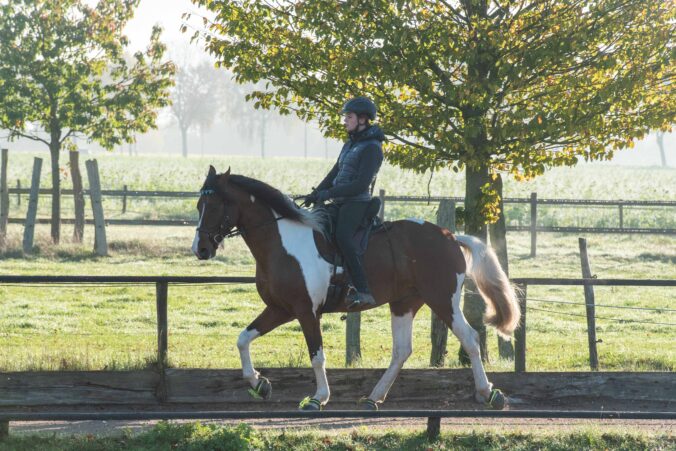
[192,166,520,411]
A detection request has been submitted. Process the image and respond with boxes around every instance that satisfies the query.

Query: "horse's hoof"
[487,388,506,410]
[357,397,378,411]
[299,397,322,411]
[247,377,272,400]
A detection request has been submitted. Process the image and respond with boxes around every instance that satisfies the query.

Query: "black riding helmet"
[341,96,377,120]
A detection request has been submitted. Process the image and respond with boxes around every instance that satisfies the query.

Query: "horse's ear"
[224,166,231,177]
[208,165,217,177]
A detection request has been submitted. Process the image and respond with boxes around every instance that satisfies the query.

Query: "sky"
[124,0,207,54]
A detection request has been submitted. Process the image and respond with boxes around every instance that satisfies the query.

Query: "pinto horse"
[193,166,520,410]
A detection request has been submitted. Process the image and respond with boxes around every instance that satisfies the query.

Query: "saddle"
[312,197,386,314]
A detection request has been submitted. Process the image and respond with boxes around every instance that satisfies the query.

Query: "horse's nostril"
[198,248,210,259]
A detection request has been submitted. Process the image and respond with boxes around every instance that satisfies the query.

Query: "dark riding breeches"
[326,201,372,293]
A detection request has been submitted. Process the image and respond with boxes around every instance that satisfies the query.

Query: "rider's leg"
[335,201,375,306]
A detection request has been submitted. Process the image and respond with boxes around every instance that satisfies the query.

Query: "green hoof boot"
[357,397,378,411]
[247,377,272,400]
[299,397,322,411]
[487,388,506,410]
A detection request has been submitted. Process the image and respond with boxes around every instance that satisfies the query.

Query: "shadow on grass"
[638,252,676,264]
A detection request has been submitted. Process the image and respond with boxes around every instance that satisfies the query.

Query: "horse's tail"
[455,235,521,338]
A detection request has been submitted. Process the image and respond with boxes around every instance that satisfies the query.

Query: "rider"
[305,96,385,309]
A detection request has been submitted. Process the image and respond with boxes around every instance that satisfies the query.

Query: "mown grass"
[4,151,676,228]
[1,422,674,450]
[0,153,674,372]
[0,221,673,372]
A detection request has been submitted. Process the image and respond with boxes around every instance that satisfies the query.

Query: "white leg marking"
[450,273,492,399]
[368,312,414,403]
[192,203,206,256]
[276,214,332,316]
[237,328,261,387]
[311,347,330,404]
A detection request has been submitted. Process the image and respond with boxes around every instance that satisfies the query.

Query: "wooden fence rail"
[1,369,674,440]
[4,186,675,256]
[0,275,673,375]
[1,275,673,439]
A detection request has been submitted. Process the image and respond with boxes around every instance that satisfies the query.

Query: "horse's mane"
[226,174,324,232]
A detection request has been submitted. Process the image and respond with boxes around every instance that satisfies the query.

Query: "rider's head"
[342,96,376,133]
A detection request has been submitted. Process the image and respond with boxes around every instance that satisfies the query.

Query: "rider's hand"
[303,190,319,207]
[317,190,330,202]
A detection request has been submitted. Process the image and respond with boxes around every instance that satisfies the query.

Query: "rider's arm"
[325,145,383,199]
[316,162,339,191]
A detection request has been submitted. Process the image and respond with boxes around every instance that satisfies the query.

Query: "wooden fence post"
[530,192,537,257]
[122,184,128,214]
[16,179,21,205]
[70,151,85,243]
[579,238,599,371]
[619,204,624,230]
[156,281,169,402]
[426,416,441,441]
[85,159,108,256]
[345,310,361,366]
[345,189,385,366]
[430,199,455,367]
[0,148,8,247]
[0,419,8,439]
[514,283,527,372]
[22,158,42,253]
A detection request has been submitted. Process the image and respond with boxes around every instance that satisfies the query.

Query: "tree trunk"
[260,116,267,158]
[70,151,85,243]
[181,127,188,158]
[488,174,515,359]
[461,163,490,363]
[656,132,667,167]
[49,143,61,244]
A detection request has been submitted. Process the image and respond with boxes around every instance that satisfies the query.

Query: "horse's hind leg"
[361,298,424,409]
[238,306,292,399]
[424,273,494,403]
[296,312,330,410]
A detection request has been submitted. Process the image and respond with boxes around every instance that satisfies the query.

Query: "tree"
[0,0,174,244]
[192,0,675,357]
[225,80,295,158]
[169,59,227,158]
[656,132,668,167]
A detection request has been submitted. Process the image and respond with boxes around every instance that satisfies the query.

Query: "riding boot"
[346,287,376,309]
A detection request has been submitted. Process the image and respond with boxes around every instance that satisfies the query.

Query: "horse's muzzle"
[196,247,212,260]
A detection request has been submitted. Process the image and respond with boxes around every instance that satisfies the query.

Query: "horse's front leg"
[238,305,292,400]
[296,312,329,411]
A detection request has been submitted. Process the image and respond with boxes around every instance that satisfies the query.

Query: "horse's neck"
[239,203,321,272]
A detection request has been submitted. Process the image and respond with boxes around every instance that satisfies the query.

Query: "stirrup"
[346,290,376,309]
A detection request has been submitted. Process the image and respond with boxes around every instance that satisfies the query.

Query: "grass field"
[4,151,676,228]
[1,422,674,450]
[0,153,674,373]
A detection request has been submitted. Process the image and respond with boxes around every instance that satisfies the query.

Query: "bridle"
[195,188,239,245]
[196,188,286,245]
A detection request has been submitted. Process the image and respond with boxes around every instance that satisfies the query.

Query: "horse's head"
[192,165,241,260]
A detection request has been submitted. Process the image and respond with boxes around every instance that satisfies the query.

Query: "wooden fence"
[1,274,674,439]
[0,274,673,375]
[1,368,674,440]
[2,182,675,257]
